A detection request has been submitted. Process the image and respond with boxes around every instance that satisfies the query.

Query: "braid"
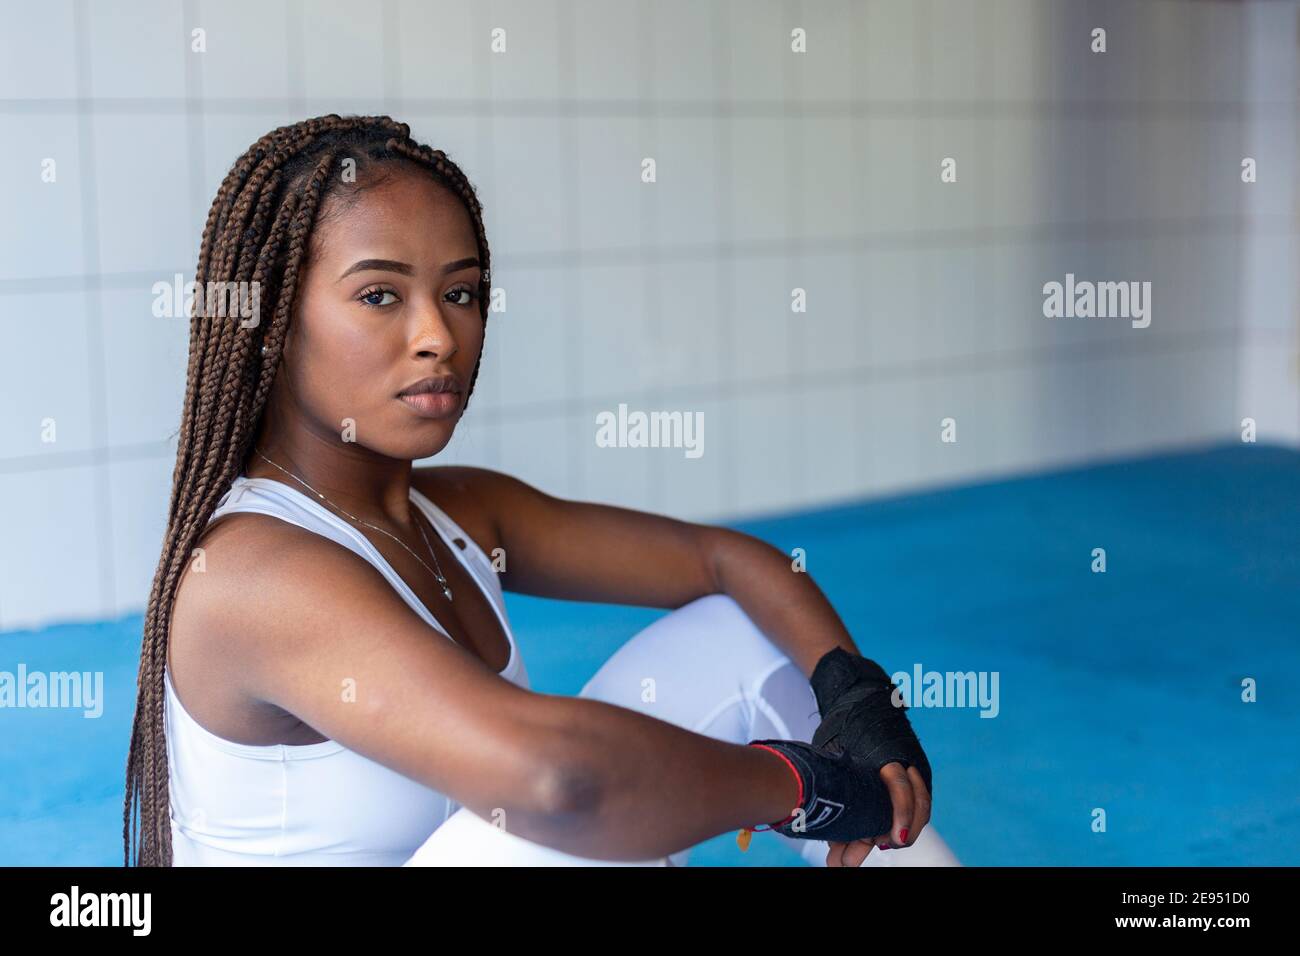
[124,114,493,866]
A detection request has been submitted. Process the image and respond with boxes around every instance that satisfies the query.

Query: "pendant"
[441,581,454,601]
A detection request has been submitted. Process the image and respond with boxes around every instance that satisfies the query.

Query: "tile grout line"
[559,0,582,498]
[642,0,662,512]
[0,322,1272,476]
[0,97,1292,118]
[382,0,401,110]
[851,0,871,493]
[477,0,502,472]
[914,0,932,484]
[787,0,804,509]
[714,0,735,515]
[70,0,116,621]
[5,215,1290,296]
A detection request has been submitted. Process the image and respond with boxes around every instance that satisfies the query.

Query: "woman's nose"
[410,301,458,359]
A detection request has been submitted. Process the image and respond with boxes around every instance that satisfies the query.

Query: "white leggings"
[404,594,961,867]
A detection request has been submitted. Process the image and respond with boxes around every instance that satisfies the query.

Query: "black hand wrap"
[746,648,933,843]
[808,647,933,800]
[747,738,895,842]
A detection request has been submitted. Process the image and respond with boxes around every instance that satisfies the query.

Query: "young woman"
[125,114,960,868]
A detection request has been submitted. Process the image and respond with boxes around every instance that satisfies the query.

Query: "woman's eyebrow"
[336,257,481,281]
[439,256,481,275]
[338,258,415,281]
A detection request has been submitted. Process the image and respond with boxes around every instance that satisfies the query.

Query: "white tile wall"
[0,0,78,100]
[106,455,173,618]
[577,400,658,515]
[860,116,923,233]
[1239,328,1300,440]
[792,116,863,241]
[492,263,579,409]
[571,0,646,103]
[194,0,295,102]
[650,118,722,248]
[643,259,726,393]
[494,410,575,501]
[299,0,388,102]
[0,115,86,281]
[656,395,730,518]
[0,465,106,629]
[928,0,991,104]
[862,245,925,365]
[793,0,863,104]
[0,292,98,458]
[0,0,1294,629]
[99,287,190,448]
[84,0,187,101]
[395,0,483,100]
[649,0,722,104]
[485,0,565,103]
[486,116,570,257]
[728,117,791,244]
[91,114,194,276]
[798,252,866,378]
[574,116,647,251]
[728,255,796,384]
[1240,0,1300,443]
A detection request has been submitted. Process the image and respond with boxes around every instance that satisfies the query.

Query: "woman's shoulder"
[171,510,344,635]
[172,501,401,638]
[168,509,356,711]
[411,465,510,558]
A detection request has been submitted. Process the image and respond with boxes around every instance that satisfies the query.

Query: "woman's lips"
[398,391,461,418]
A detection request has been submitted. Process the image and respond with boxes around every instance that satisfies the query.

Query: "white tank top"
[164,473,530,866]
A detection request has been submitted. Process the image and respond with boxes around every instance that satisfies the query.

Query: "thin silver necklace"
[253,450,453,601]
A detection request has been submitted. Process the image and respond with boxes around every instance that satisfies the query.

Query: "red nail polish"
[900,828,909,843]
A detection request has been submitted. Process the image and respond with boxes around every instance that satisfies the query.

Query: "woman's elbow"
[530,757,604,819]
[492,698,610,825]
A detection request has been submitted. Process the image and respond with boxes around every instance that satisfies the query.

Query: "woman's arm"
[421,466,928,864]
[189,513,803,861]
[422,465,862,678]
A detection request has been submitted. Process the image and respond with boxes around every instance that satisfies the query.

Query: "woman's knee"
[661,593,790,670]
[672,593,756,634]
[581,593,795,708]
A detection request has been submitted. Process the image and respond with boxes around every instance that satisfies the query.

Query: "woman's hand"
[825,762,932,866]
[804,647,935,864]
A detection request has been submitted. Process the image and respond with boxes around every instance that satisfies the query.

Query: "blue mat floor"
[2,441,1297,866]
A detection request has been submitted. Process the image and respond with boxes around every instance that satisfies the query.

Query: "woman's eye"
[447,287,478,307]
[358,288,399,307]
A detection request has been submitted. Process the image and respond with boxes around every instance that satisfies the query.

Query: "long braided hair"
[124,114,492,867]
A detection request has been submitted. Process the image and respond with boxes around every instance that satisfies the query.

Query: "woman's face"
[275,166,485,462]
